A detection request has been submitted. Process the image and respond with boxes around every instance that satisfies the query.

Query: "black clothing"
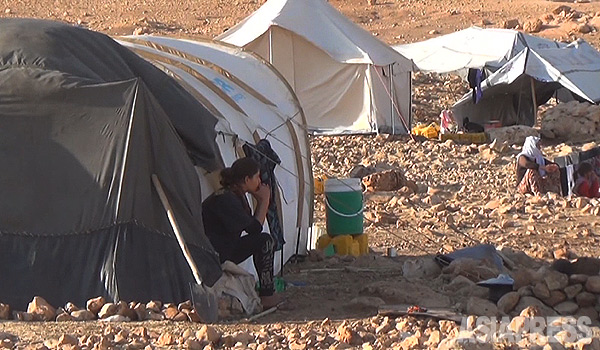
[463,118,485,133]
[467,68,485,103]
[202,188,275,296]
[516,155,541,185]
[243,140,285,250]
[219,232,275,296]
[202,189,260,257]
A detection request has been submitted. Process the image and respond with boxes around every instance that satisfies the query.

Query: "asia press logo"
[458,315,594,344]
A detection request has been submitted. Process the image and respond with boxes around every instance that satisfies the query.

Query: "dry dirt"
[2,0,600,347]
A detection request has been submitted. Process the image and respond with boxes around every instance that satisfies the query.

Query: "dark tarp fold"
[0,18,220,170]
[0,21,223,308]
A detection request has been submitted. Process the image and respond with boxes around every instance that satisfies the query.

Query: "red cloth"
[576,178,600,198]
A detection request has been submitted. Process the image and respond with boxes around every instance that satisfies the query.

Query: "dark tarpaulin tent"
[0,18,222,309]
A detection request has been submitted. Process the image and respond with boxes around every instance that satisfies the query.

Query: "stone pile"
[412,72,469,125]
[504,5,599,35]
[545,5,600,36]
[464,266,600,321]
[569,196,600,216]
[0,313,556,349]
[362,169,408,192]
[486,125,539,146]
[0,294,246,323]
[5,306,600,349]
[0,316,467,350]
[541,101,600,140]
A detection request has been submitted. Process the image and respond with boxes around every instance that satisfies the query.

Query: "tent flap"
[118,35,314,277]
[217,0,412,134]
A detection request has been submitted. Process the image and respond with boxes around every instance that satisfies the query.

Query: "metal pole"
[516,79,523,123]
[408,72,412,133]
[530,77,538,123]
[269,29,273,64]
[389,65,395,135]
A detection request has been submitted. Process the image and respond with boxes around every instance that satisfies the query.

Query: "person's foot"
[260,294,283,309]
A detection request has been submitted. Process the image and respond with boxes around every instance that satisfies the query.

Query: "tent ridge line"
[113,80,138,222]
[150,61,228,121]
[121,38,278,107]
[128,47,249,117]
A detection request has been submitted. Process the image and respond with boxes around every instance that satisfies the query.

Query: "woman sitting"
[516,136,561,196]
[202,157,281,308]
[574,162,600,198]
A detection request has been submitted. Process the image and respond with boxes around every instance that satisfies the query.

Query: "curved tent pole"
[531,77,538,122]
[389,64,395,135]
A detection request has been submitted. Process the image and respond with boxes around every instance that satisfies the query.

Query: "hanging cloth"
[243,139,285,251]
[467,68,485,104]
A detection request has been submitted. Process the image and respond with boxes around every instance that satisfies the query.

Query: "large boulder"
[497,292,520,314]
[511,268,543,291]
[86,296,106,315]
[554,301,579,315]
[523,18,543,33]
[541,101,600,139]
[466,297,498,316]
[403,258,442,279]
[487,125,539,146]
[444,275,489,298]
[27,296,56,321]
[442,258,501,282]
[585,276,600,293]
[512,296,558,317]
[0,304,9,320]
[362,169,406,192]
[437,337,493,350]
[544,270,569,291]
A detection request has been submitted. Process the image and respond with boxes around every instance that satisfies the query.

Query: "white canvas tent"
[453,40,600,127]
[118,36,313,276]
[394,26,564,74]
[216,0,413,134]
[394,27,600,127]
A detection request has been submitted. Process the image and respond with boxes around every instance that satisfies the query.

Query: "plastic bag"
[440,110,454,134]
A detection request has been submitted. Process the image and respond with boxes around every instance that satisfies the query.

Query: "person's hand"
[251,183,271,203]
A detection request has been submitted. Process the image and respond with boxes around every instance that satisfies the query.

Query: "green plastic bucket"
[325,178,364,236]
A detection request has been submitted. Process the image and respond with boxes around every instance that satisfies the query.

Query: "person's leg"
[219,240,253,265]
[518,169,542,196]
[228,232,275,296]
[251,233,275,297]
[517,171,531,194]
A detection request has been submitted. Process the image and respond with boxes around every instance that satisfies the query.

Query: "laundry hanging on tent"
[243,139,285,251]
[467,68,485,104]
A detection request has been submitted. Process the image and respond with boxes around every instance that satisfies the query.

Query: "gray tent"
[453,41,600,127]
[394,27,600,127]
[0,19,222,309]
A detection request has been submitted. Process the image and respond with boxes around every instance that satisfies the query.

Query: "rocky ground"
[4,0,600,348]
[4,131,600,349]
